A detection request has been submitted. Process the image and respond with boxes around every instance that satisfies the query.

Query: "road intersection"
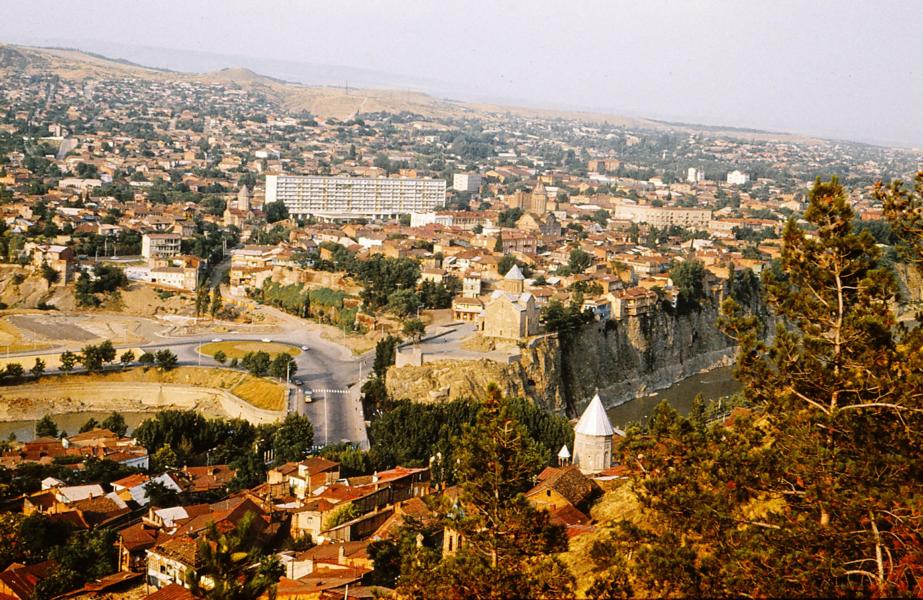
[142,305,372,449]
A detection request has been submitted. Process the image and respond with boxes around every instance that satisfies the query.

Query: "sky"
[2,0,921,147]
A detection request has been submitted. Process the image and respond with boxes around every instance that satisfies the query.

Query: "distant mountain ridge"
[0,42,834,145]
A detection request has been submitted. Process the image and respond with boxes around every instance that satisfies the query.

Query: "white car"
[261,338,271,343]
[211,338,223,343]
[301,345,309,351]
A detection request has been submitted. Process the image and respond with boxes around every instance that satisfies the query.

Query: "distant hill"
[0,43,824,144]
[197,67,287,86]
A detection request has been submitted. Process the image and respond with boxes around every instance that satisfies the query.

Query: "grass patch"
[198,340,301,360]
[231,377,286,411]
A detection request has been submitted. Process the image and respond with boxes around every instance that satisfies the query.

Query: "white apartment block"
[265,174,446,220]
[726,170,750,185]
[124,264,198,291]
[452,172,482,193]
[613,202,712,228]
[409,211,456,228]
[141,233,182,259]
[686,167,705,183]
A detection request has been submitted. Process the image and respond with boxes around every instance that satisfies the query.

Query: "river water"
[0,411,155,442]
[0,368,741,442]
[606,365,741,430]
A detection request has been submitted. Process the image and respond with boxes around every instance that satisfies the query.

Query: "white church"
[560,393,623,474]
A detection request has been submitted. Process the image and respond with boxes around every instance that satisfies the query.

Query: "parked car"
[211,338,223,343]
[261,338,271,343]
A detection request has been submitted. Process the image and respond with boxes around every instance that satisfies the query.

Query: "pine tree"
[29,357,45,378]
[210,286,223,318]
[877,171,923,269]
[195,286,210,317]
[393,385,574,599]
[588,177,923,596]
[35,415,58,438]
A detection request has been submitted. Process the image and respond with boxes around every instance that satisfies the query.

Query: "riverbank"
[0,411,155,442]
[606,365,741,429]
[0,366,286,425]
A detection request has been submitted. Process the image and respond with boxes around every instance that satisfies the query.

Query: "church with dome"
[479,264,540,341]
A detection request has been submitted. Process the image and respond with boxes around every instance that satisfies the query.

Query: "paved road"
[142,305,373,449]
[409,322,517,363]
[2,303,378,449]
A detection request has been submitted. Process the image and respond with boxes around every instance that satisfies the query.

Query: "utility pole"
[324,390,329,446]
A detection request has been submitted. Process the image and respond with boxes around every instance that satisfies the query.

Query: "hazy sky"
[2,0,922,147]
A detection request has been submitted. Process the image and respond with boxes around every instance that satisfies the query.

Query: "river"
[0,411,155,442]
[606,365,741,430]
[0,368,741,442]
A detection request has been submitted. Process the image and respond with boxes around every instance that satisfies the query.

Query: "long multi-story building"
[613,202,712,229]
[265,175,446,220]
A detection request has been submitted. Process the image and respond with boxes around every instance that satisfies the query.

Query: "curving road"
[0,302,374,449]
[140,305,372,449]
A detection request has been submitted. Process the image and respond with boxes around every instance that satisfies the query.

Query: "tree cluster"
[133,410,314,483]
[587,177,923,597]
[74,264,128,307]
[367,396,572,479]
[373,387,574,599]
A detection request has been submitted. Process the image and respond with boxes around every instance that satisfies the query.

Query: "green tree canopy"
[669,259,708,305]
[101,411,127,437]
[568,247,593,273]
[272,413,314,464]
[389,386,574,598]
[402,318,425,342]
[264,201,289,224]
[35,415,58,438]
[187,512,283,600]
[588,177,923,597]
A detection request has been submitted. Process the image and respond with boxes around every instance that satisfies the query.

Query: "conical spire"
[557,444,571,459]
[574,393,614,437]
[504,264,525,280]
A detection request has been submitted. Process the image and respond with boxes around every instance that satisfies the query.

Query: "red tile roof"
[0,560,56,599]
[111,473,150,489]
[144,583,194,600]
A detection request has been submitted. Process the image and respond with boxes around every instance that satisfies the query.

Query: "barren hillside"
[0,43,825,143]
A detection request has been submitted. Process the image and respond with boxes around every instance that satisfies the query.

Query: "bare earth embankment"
[0,367,286,423]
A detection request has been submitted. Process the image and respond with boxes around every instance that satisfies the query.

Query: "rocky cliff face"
[386,298,741,416]
[386,264,917,415]
[385,337,565,410]
[559,301,736,416]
